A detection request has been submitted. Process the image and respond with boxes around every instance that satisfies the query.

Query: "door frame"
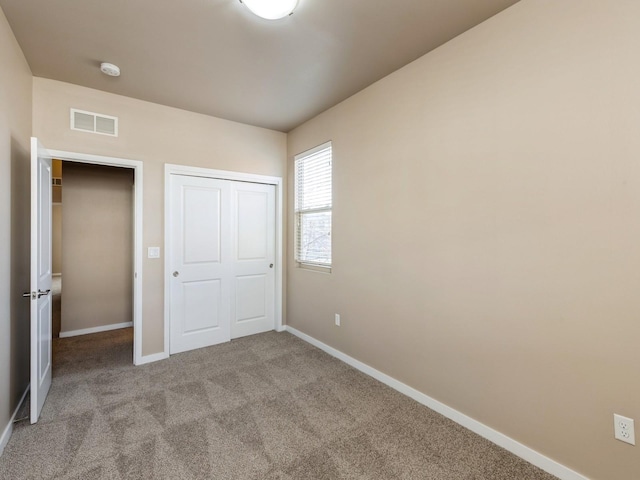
[47,148,144,365]
[164,164,284,357]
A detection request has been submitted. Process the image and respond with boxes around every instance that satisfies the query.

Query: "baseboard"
[0,384,30,458]
[59,322,133,338]
[285,326,589,480]
[135,351,169,366]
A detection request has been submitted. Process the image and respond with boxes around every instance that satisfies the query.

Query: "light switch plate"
[147,247,160,259]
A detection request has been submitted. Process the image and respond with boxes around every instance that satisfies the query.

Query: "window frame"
[294,141,332,271]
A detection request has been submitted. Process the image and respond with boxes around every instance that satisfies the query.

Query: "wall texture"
[61,163,134,334]
[0,6,31,448]
[32,78,287,355]
[287,1,640,479]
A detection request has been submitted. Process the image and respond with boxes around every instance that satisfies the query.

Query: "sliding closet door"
[169,175,231,354]
[169,175,276,354]
[230,182,276,339]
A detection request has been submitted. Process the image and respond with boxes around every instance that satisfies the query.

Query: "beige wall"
[52,159,62,203]
[52,205,62,274]
[52,160,62,274]
[287,1,640,479]
[61,163,134,333]
[33,78,287,355]
[0,6,31,443]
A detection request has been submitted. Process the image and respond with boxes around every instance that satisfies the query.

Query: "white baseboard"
[59,322,133,338]
[135,351,169,366]
[0,384,30,458]
[285,326,589,480]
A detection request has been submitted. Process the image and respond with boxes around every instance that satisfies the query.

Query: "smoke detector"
[100,62,120,77]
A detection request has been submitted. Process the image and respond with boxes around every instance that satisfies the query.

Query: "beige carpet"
[0,328,558,479]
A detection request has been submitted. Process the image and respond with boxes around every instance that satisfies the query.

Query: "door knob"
[37,289,51,298]
[269,264,274,268]
[22,292,34,299]
[173,271,180,277]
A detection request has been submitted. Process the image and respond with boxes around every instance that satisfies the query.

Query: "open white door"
[30,137,53,424]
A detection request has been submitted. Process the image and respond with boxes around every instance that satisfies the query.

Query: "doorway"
[29,140,144,424]
[51,160,62,338]
[52,161,134,340]
[44,147,144,365]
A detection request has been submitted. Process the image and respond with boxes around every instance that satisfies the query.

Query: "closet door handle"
[37,289,51,298]
[173,271,180,277]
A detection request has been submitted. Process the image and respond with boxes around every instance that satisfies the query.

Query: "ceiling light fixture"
[239,0,299,20]
[100,62,121,77]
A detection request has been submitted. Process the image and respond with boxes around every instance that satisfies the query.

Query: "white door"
[169,175,232,354]
[30,137,53,424]
[169,175,276,354]
[230,182,275,339]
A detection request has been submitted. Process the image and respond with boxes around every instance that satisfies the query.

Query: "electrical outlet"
[614,414,635,445]
[335,314,341,326]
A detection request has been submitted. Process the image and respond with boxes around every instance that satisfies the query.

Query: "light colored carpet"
[0,328,558,479]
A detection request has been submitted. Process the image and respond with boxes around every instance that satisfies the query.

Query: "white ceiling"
[0,0,519,132]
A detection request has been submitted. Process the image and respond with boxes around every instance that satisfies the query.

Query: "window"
[295,142,332,268]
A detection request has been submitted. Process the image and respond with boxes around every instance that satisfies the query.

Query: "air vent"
[70,109,118,137]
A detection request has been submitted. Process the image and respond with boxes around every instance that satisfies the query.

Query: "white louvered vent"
[70,109,118,137]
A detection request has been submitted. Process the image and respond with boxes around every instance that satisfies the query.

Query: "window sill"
[297,262,332,274]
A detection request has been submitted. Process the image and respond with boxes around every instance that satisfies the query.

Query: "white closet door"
[169,175,231,354]
[230,182,276,339]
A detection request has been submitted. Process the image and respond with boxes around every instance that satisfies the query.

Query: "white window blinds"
[295,142,332,267]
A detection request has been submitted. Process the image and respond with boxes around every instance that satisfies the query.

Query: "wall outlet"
[335,314,341,326]
[614,414,635,445]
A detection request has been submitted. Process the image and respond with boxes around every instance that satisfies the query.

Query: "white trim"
[297,262,332,273]
[285,326,591,480]
[0,384,30,458]
[47,149,144,366]
[293,140,332,161]
[59,322,133,338]
[163,167,170,358]
[164,164,282,186]
[164,164,284,359]
[135,351,170,365]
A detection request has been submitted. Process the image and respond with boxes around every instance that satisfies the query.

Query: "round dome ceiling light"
[239,0,299,20]
[100,62,121,77]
